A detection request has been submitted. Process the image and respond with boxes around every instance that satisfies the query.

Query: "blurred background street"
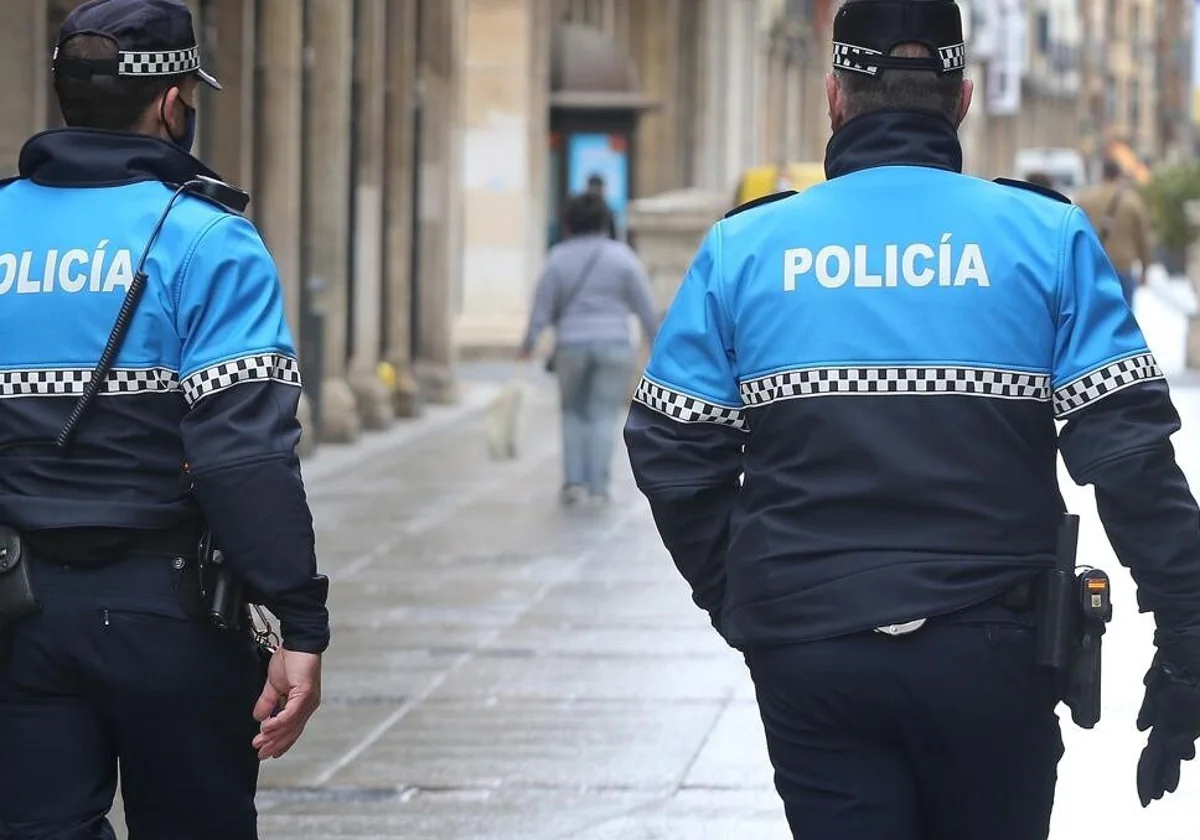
[8,0,1200,837]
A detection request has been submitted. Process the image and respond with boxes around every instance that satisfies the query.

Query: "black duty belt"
[22,525,202,565]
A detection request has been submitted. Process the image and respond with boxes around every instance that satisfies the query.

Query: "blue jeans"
[554,341,635,496]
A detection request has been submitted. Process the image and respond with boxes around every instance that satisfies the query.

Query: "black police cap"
[52,0,220,91]
[833,0,965,78]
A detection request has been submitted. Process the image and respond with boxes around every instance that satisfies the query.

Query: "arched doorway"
[548,23,655,247]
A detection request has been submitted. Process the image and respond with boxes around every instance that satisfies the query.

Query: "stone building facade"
[0,0,464,452]
[456,0,843,355]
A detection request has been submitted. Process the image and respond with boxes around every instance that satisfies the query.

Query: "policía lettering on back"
[783,234,990,291]
[0,242,135,295]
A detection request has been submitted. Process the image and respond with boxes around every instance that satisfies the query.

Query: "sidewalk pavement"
[254,366,785,839]
[105,344,1200,838]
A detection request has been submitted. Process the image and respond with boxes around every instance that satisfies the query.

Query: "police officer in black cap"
[625,1,1200,838]
[0,2,328,838]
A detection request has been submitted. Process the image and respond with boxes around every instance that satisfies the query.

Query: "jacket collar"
[17,128,221,188]
[824,110,963,180]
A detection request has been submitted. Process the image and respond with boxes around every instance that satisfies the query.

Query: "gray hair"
[835,43,963,124]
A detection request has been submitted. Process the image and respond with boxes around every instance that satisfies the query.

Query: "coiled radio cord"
[56,182,197,450]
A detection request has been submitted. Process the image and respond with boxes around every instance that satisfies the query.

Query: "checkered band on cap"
[740,366,1052,407]
[1053,353,1163,418]
[0,367,179,399]
[633,377,748,432]
[181,353,303,406]
[833,41,966,77]
[833,42,883,77]
[118,46,200,78]
[939,43,966,72]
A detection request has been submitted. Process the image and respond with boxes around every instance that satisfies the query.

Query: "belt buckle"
[874,618,927,636]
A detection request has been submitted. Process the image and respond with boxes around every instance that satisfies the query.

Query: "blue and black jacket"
[0,129,328,653]
[626,110,1200,650]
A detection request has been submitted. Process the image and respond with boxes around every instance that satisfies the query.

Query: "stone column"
[207,0,256,193]
[383,0,422,417]
[254,0,315,454]
[628,0,682,197]
[304,0,360,440]
[0,0,48,175]
[412,0,464,404]
[347,0,394,429]
[455,0,539,353]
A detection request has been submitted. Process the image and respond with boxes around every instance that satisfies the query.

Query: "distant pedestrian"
[586,173,620,239]
[1076,158,1153,308]
[520,193,659,506]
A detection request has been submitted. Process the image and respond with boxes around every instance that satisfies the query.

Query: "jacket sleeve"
[176,214,330,654]
[624,224,745,630]
[1054,207,1200,645]
[521,257,559,355]
[622,247,661,343]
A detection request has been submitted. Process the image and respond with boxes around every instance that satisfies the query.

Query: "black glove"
[1136,647,1200,807]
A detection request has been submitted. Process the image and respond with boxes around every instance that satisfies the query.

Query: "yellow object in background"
[735,162,826,206]
[377,361,397,392]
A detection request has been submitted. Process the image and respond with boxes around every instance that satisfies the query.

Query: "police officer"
[625,1,1200,838]
[0,2,329,838]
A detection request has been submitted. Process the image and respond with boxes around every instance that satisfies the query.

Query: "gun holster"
[197,530,247,631]
[195,530,279,653]
[1037,567,1113,729]
[0,526,40,626]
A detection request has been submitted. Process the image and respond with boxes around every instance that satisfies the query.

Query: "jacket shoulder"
[725,190,798,219]
[993,177,1071,204]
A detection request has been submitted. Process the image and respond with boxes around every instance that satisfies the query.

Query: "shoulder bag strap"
[551,243,605,324]
[1097,185,1127,245]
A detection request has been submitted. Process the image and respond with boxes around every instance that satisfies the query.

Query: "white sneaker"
[560,485,589,506]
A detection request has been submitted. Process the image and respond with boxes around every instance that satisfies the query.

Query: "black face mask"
[160,92,196,153]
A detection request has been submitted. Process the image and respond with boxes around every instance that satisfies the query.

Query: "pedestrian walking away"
[1076,158,1154,309]
[521,192,659,506]
[625,1,1200,838]
[0,2,330,838]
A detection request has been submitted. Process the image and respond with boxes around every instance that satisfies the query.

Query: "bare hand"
[252,648,323,760]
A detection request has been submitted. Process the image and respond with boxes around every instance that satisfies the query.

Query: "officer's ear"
[825,72,845,133]
[955,78,975,127]
[154,86,183,139]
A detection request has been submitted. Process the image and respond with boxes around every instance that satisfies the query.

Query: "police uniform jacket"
[0,129,328,653]
[625,110,1200,649]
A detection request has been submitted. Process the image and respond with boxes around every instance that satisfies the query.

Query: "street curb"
[300,382,502,484]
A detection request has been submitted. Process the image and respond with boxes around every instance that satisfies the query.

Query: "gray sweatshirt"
[521,233,660,353]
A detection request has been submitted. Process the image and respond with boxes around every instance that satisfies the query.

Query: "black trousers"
[745,602,1064,840]
[0,553,268,840]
